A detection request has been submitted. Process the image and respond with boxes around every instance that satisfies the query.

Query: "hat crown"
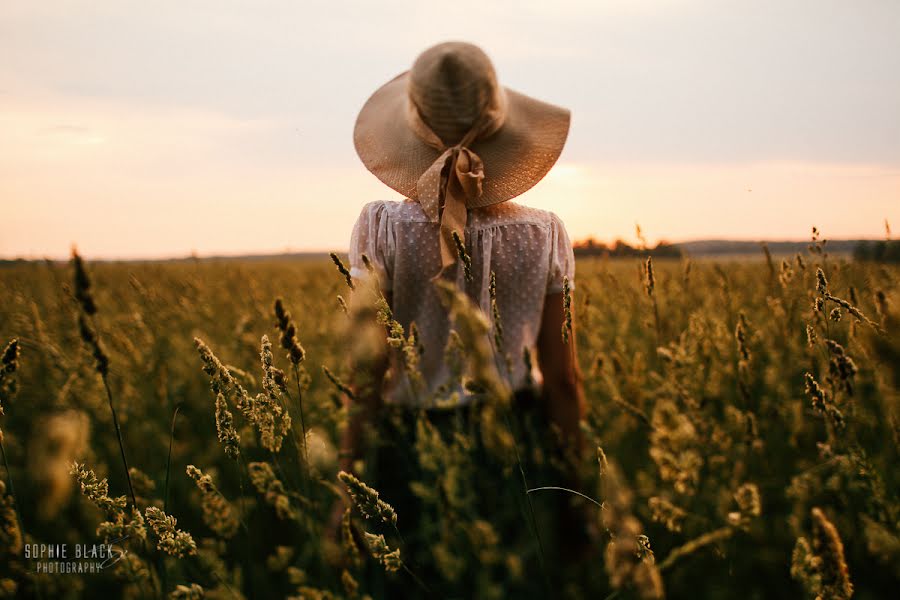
[408,42,505,146]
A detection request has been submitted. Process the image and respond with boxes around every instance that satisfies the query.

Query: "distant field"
[0,251,897,599]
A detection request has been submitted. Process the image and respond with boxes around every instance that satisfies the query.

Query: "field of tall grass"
[0,236,898,599]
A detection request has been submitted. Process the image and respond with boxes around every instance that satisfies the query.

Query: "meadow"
[0,237,898,599]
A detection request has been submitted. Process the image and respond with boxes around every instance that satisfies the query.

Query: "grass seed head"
[364,532,402,573]
[562,276,573,344]
[71,249,97,315]
[186,465,238,539]
[248,462,296,520]
[330,253,355,290]
[452,231,473,282]
[338,470,397,526]
[815,268,828,294]
[145,506,197,557]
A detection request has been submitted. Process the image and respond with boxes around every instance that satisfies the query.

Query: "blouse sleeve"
[349,201,394,291]
[546,212,576,294]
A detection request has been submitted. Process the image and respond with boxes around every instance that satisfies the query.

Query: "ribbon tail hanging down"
[407,99,494,280]
[416,146,485,279]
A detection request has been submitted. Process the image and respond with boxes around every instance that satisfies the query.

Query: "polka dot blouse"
[348,198,575,406]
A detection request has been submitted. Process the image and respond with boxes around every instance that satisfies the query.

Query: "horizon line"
[0,236,890,263]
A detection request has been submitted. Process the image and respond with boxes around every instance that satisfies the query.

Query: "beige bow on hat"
[353,41,571,278]
[404,83,506,276]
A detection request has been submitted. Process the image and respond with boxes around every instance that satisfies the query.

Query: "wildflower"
[0,339,17,376]
[338,471,397,526]
[186,465,239,539]
[97,506,147,544]
[78,314,109,376]
[330,253,355,290]
[341,569,359,598]
[373,299,425,393]
[71,249,97,315]
[194,338,252,406]
[274,298,306,365]
[452,231,473,282]
[791,508,853,600]
[825,340,858,396]
[597,446,609,475]
[636,535,654,561]
[805,324,817,347]
[648,496,687,532]
[364,533,402,573]
[0,481,22,555]
[127,467,155,499]
[825,293,877,328]
[375,296,405,347]
[644,257,655,297]
[649,400,703,496]
[489,271,503,348]
[361,253,375,275]
[248,462,296,520]
[341,509,361,566]
[145,506,197,557]
[562,276,573,344]
[815,268,828,294]
[0,339,19,414]
[761,243,775,278]
[435,280,509,404]
[779,260,794,286]
[602,459,664,599]
[70,462,127,516]
[728,483,762,528]
[445,330,466,383]
[214,393,241,459]
[169,584,204,599]
[255,335,292,452]
[322,366,356,400]
[803,373,844,430]
[71,248,133,513]
[735,318,750,362]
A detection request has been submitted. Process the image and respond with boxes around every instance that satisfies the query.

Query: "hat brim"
[353,71,571,207]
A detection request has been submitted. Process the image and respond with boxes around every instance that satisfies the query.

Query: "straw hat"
[353,41,571,275]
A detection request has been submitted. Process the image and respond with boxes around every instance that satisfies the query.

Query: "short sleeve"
[349,201,394,291]
[546,212,575,294]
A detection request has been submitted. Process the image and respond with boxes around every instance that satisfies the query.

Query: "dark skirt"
[359,389,574,600]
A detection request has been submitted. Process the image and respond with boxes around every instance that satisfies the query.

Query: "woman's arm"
[536,291,594,561]
[536,291,586,463]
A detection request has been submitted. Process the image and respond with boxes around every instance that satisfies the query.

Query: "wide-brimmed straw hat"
[353,41,571,276]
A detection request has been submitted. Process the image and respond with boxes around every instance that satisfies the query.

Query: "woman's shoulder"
[357,198,430,223]
[468,201,566,231]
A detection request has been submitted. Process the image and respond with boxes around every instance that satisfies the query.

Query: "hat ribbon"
[405,99,505,279]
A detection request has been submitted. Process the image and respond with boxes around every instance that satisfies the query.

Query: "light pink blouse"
[348,198,575,406]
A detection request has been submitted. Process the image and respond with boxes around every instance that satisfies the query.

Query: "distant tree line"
[573,238,683,258]
[853,240,900,263]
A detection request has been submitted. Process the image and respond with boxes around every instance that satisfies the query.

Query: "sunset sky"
[2,1,898,259]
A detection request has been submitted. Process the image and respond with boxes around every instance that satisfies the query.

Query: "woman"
[331,41,588,596]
